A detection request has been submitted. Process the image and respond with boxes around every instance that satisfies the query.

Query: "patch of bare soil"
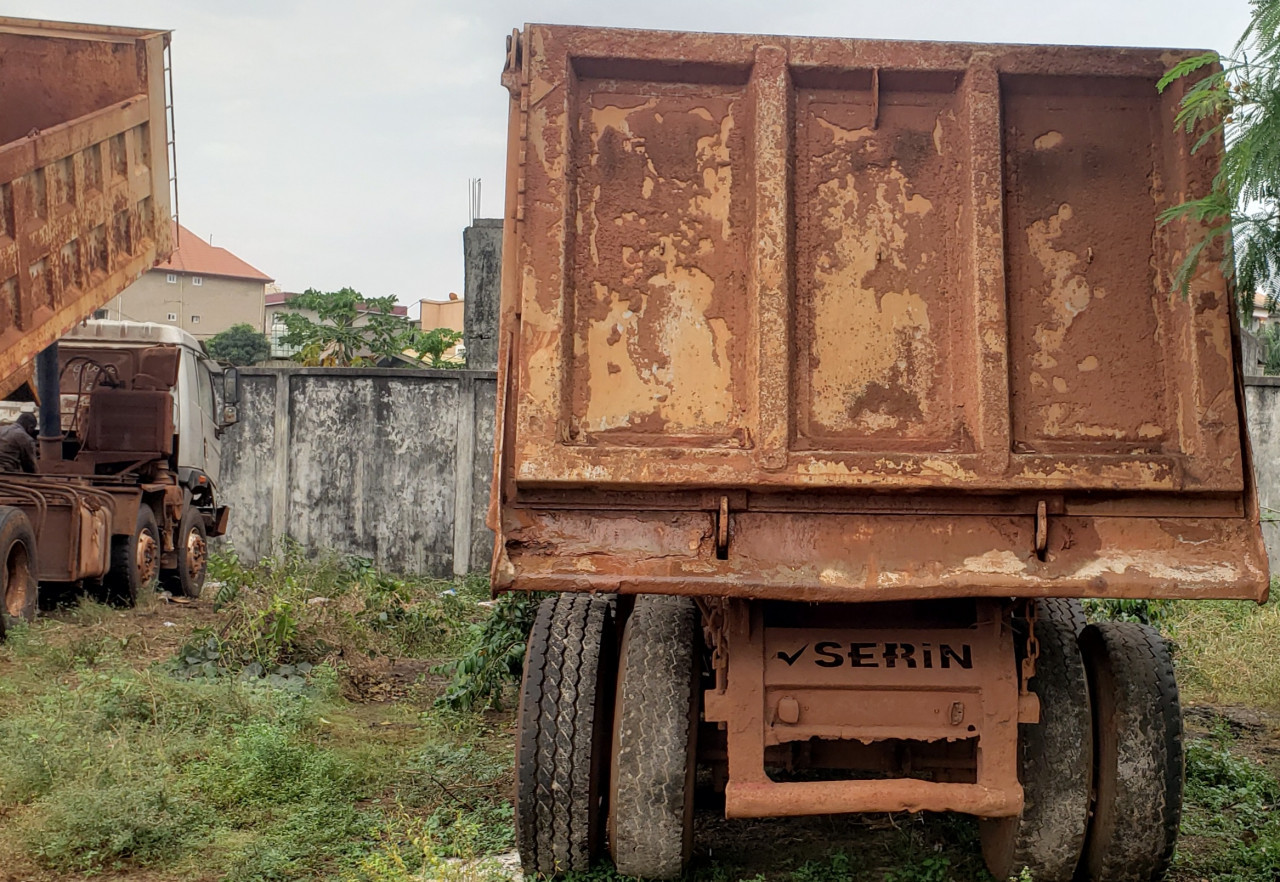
[1183,702,1280,772]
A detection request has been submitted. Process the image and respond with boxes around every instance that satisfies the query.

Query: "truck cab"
[0,320,237,622]
[57,320,231,488]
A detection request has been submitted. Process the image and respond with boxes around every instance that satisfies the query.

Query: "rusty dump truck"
[0,18,237,639]
[491,25,1269,882]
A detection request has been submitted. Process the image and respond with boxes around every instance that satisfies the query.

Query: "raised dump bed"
[492,25,1269,882]
[0,17,173,396]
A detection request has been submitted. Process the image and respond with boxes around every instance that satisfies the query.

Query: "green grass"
[3,553,1280,882]
[1175,731,1280,880]
[0,547,515,881]
[1163,595,1280,711]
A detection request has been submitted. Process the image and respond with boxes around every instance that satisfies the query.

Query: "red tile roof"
[266,291,408,317]
[157,222,273,282]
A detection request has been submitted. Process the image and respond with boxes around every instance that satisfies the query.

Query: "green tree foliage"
[1258,321,1280,373]
[411,326,464,369]
[277,288,412,367]
[1160,0,1280,318]
[205,323,270,366]
[278,288,462,368]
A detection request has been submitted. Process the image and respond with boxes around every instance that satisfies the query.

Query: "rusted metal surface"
[0,475,117,581]
[492,25,1268,603]
[0,18,173,397]
[702,599,1022,817]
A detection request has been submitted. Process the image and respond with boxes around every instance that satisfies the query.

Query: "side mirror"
[223,367,241,405]
[222,405,239,427]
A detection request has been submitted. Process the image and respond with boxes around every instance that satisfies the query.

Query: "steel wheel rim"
[4,539,32,618]
[185,526,207,583]
[136,529,159,587]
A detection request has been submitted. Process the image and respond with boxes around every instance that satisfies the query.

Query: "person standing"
[0,413,38,473]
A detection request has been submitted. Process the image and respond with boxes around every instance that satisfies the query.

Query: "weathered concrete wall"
[1245,376,1280,572]
[1242,326,1264,377]
[463,219,502,371]
[219,367,496,576]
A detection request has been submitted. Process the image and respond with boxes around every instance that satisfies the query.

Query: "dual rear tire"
[983,605,1183,882]
[518,595,1184,882]
[516,593,698,880]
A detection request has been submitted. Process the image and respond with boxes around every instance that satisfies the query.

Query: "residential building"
[1254,291,1276,327]
[100,222,272,339]
[419,293,466,362]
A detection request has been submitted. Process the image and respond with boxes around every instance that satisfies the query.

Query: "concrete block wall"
[219,367,496,577]
[1245,375,1280,572]
[463,219,502,371]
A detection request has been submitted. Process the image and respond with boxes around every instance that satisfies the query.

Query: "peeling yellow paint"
[1077,355,1099,372]
[816,116,875,144]
[1033,131,1064,150]
[692,113,734,239]
[809,160,937,434]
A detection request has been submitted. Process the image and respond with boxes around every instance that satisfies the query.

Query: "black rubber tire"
[104,505,160,608]
[163,505,208,598]
[1079,622,1183,882]
[0,506,38,638]
[981,615,1093,882]
[1038,597,1088,635]
[609,594,699,880]
[515,593,616,878]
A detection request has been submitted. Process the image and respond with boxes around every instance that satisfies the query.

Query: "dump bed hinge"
[1034,499,1048,561]
[716,495,730,560]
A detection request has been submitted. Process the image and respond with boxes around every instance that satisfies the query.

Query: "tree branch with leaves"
[1160,0,1280,319]
[277,287,460,368]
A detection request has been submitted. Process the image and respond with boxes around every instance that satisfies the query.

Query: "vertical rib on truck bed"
[0,18,173,397]
[491,26,1268,603]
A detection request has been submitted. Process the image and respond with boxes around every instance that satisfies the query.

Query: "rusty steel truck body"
[0,18,238,638]
[491,25,1269,882]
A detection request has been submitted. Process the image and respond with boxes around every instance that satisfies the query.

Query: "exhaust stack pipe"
[35,341,61,463]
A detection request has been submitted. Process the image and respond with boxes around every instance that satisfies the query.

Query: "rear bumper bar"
[498,509,1269,603]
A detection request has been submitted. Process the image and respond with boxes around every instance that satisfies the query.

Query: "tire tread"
[516,594,614,877]
[1080,621,1183,882]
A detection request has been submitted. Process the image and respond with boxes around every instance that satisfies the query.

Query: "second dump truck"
[491,25,1268,882]
[0,18,237,638]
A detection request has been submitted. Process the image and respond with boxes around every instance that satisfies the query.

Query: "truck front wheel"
[105,505,160,607]
[0,506,38,638]
[164,505,208,598]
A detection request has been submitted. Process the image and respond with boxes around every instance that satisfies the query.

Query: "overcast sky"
[7,0,1255,315]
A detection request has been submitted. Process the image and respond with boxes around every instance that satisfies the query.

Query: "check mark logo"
[776,644,808,666]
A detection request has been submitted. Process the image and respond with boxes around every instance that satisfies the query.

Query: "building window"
[269,312,299,358]
[191,315,201,324]
[166,273,177,284]
[192,276,203,286]
[92,309,109,319]
[166,313,177,322]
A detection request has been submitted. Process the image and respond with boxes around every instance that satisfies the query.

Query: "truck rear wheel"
[1079,622,1183,882]
[1039,597,1088,635]
[981,614,1092,882]
[105,505,160,607]
[608,595,699,880]
[0,506,38,638]
[515,593,616,878]
[164,505,208,598]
